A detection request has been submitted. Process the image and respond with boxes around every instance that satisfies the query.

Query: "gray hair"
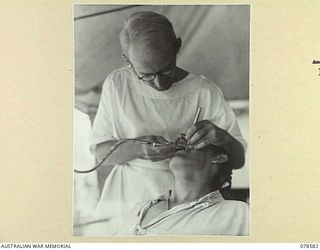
[119,11,177,56]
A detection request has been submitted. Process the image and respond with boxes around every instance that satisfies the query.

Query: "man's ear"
[176,38,182,54]
[212,154,229,164]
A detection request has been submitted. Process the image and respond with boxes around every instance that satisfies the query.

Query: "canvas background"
[0,0,320,242]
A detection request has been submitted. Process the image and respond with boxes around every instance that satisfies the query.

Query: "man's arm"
[95,140,142,165]
[94,136,178,166]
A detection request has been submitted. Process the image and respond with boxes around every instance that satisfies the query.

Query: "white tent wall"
[74,5,249,100]
[73,5,250,217]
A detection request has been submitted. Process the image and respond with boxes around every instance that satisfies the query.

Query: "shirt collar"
[134,189,225,235]
[196,189,224,204]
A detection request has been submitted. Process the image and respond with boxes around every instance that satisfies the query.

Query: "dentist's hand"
[185,120,231,150]
[137,135,177,161]
[185,120,245,169]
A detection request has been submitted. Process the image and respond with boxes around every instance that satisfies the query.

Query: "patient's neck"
[170,171,213,205]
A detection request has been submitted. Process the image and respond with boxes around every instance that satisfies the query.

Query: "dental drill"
[74,107,201,174]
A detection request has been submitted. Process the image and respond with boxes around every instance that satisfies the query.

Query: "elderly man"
[118,145,249,236]
[89,11,246,235]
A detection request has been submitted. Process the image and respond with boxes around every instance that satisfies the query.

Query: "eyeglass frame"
[121,54,175,82]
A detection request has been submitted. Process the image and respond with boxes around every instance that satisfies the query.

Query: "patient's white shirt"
[120,190,249,236]
[87,66,245,235]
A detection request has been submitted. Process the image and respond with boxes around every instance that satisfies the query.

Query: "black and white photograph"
[73,5,250,236]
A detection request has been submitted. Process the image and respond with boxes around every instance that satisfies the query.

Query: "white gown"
[85,66,245,235]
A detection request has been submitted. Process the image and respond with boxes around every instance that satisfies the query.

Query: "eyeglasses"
[122,54,174,82]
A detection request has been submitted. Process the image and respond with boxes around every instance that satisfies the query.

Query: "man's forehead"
[128,43,175,73]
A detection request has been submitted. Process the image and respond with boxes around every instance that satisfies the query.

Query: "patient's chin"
[174,150,188,156]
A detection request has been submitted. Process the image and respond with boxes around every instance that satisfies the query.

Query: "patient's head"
[169,145,232,190]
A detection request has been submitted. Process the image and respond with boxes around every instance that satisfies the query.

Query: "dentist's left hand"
[137,135,178,161]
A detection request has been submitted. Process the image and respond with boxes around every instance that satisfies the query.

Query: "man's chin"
[173,150,188,158]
